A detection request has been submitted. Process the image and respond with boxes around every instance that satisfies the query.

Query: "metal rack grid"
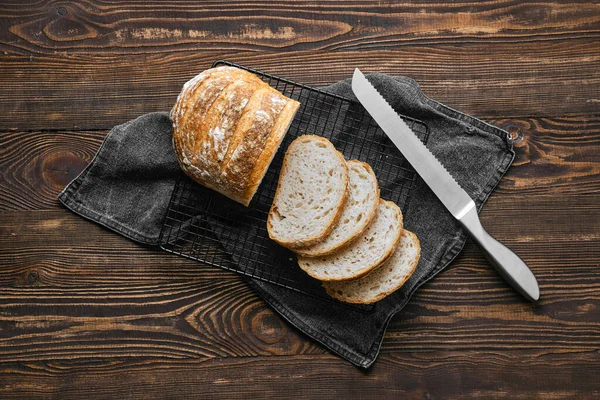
[158,60,430,304]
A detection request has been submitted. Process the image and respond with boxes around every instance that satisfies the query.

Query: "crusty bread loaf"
[267,135,349,249]
[297,199,403,281]
[323,230,420,304]
[295,160,379,257]
[170,66,300,206]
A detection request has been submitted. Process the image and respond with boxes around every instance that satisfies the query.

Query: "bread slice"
[323,230,421,304]
[297,199,403,281]
[267,135,349,249]
[295,160,379,257]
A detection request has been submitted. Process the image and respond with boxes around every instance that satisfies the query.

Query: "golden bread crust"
[324,230,421,304]
[171,66,300,206]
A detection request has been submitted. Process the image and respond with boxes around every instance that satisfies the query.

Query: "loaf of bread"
[267,135,349,249]
[170,66,300,206]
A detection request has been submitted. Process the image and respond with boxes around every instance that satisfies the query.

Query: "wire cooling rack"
[159,60,430,305]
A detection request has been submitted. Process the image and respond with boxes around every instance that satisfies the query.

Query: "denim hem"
[57,116,162,245]
[248,279,371,368]
[58,194,158,245]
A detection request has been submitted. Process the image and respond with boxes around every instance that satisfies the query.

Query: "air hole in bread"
[271,207,285,222]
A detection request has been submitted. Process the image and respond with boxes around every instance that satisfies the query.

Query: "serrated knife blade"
[352,68,539,301]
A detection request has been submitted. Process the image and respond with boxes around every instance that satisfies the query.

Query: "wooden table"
[1,1,599,398]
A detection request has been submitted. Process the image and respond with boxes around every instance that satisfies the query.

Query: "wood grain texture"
[1,1,599,55]
[0,0,599,130]
[1,38,599,131]
[491,116,600,195]
[1,0,600,398]
[0,195,598,360]
[1,1,597,128]
[0,130,105,210]
[1,116,598,211]
[0,351,599,399]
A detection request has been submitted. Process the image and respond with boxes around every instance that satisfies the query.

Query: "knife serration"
[351,68,475,219]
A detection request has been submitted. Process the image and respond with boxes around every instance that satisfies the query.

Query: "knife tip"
[525,282,540,302]
[531,286,540,301]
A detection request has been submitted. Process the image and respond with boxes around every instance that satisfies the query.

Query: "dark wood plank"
[1,1,599,55]
[0,212,322,361]
[492,116,600,195]
[0,351,598,399]
[1,116,598,210]
[1,196,598,285]
[0,130,105,211]
[1,38,598,131]
[0,203,598,361]
[1,0,598,130]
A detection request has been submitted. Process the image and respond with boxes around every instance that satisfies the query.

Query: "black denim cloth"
[58,74,514,368]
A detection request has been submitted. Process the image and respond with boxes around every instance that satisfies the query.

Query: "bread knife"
[351,68,540,301]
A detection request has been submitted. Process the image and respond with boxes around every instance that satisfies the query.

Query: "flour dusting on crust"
[171,66,300,206]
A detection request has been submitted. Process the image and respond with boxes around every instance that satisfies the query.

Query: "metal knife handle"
[459,206,540,301]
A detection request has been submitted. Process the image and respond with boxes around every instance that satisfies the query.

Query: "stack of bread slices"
[268,135,421,304]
